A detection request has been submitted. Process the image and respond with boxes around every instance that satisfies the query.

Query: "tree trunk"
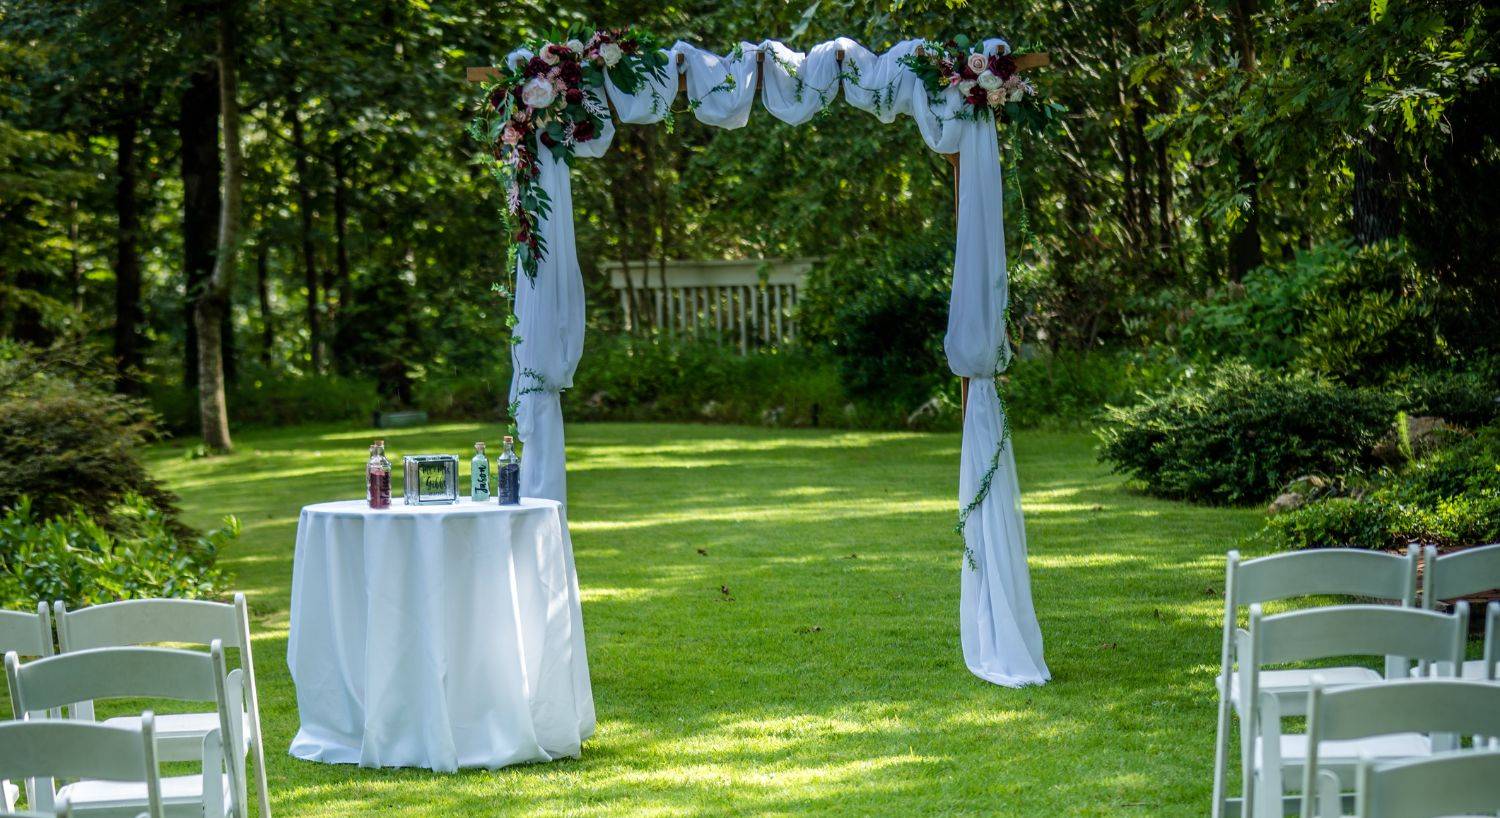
[256,237,273,367]
[331,144,354,372]
[196,0,243,451]
[287,85,321,374]
[1226,0,1264,281]
[180,63,221,390]
[1353,134,1401,246]
[113,79,145,393]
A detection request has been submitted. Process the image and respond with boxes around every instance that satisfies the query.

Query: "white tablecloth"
[287,497,594,771]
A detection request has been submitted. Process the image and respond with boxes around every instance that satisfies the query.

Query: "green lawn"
[141,422,1263,816]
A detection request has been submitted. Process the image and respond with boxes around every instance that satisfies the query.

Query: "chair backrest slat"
[1313,678,1500,743]
[56,599,239,651]
[0,603,49,657]
[1256,604,1465,667]
[5,648,217,716]
[1234,548,1415,607]
[0,720,154,784]
[1359,749,1500,818]
[1424,542,1500,604]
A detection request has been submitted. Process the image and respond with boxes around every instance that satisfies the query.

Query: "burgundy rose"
[488,86,507,110]
[989,54,1016,81]
[620,38,639,54]
[959,61,977,81]
[565,87,583,104]
[573,119,596,142]
[539,130,558,148]
[526,56,549,77]
[559,60,582,84]
[966,85,989,107]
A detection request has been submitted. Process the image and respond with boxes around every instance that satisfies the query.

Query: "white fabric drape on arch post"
[506,37,1049,688]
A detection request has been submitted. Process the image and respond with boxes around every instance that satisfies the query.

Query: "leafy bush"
[1263,491,1500,552]
[1002,348,1184,429]
[1395,365,1500,430]
[1097,363,1396,504]
[151,373,381,432]
[0,342,183,529]
[0,494,233,608]
[799,228,952,410]
[565,335,858,427]
[1396,423,1500,502]
[1261,421,1500,551]
[1182,240,1441,383]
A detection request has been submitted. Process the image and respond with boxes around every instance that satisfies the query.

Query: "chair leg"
[1213,692,1233,818]
[251,732,270,818]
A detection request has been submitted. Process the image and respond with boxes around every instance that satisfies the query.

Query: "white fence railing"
[602,259,814,353]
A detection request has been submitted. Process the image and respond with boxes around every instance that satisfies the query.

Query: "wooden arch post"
[467,45,1050,424]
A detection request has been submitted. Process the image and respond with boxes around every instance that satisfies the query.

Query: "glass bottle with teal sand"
[470,442,491,502]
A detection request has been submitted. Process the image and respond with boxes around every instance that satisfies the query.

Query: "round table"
[286,497,594,771]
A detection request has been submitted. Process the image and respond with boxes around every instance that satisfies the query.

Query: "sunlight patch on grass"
[142,422,1266,817]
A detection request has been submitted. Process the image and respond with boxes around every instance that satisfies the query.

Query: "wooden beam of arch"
[465,50,1050,86]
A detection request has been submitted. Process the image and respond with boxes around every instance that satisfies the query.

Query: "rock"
[699,400,722,419]
[584,390,609,409]
[1268,492,1305,516]
[1285,474,1328,495]
[761,405,785,426]
[1373,415,1455,464]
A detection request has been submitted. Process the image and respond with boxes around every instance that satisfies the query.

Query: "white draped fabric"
[505,38,1048,688]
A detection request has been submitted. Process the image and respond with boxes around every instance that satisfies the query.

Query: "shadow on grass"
[143,422,1264,816]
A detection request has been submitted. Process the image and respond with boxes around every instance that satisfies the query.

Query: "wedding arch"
[467,32,1054,688]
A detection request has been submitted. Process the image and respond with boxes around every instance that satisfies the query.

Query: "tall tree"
[194,0,242,450]
[109,77,145,391]
[180,61,221,389]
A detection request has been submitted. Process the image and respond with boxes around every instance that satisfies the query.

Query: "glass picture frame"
[402,455,459,505]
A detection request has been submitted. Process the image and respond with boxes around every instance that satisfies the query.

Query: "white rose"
[977,70,1002,91]
[566,39,584,53]
[965,53,988,74]
[521,76,557,108]
[540,46,560,66]
[957,79,977,96]
[599,42,623,68]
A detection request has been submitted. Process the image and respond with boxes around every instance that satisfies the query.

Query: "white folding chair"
[2,603,56,812]
[1353,748,1500,818]
[1300,677,1500,818]
[1214,548,1419,818]
[1239,602,1468,818]
[53,596,269,818]
[0,717,165,818]
[1423,543,1500,680]
[5,646,241,818]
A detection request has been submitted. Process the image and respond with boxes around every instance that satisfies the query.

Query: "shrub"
[1097,363,1396,504]
[1396,423,1500,502]
[1181,240,1442,383]
[1261,421,1500,552]
[0,342,183,530]
[0,494,234,608]
[1395,365,1500,430]
[1263,497,1398,550]
[1002,348,1184,429]
[150,373,380,432]
[799,228,952,410]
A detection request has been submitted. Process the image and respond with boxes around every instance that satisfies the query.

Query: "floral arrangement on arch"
[899,35,1063,129]
[467,28,670,279]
